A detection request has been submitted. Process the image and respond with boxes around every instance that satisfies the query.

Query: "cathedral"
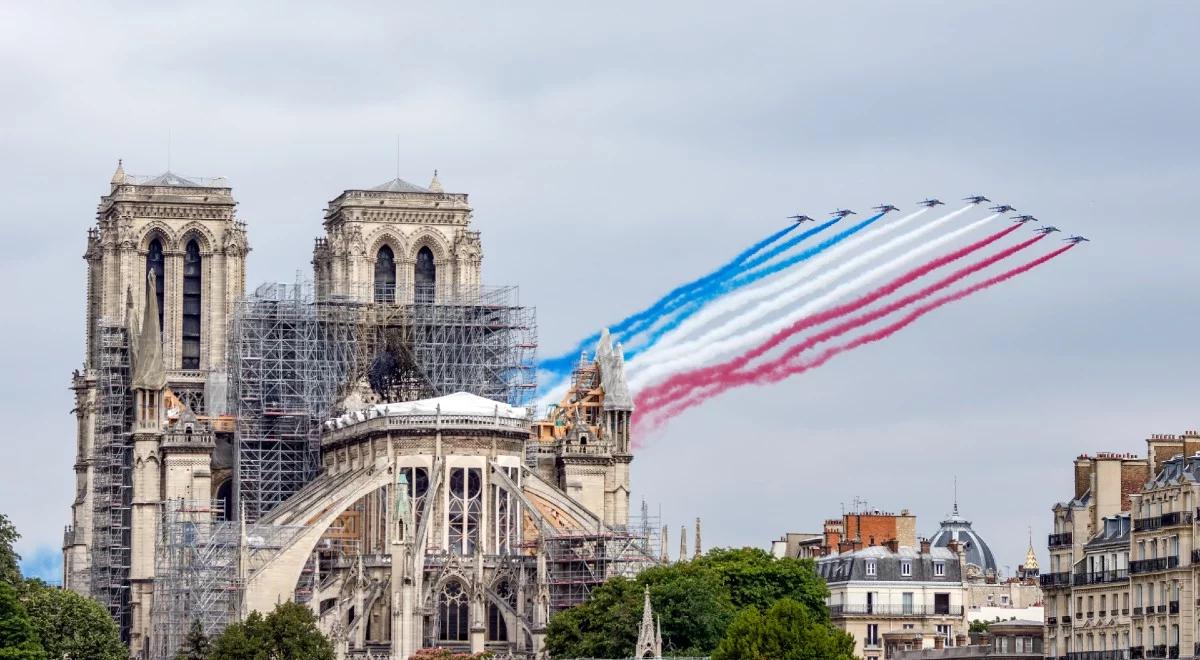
[62,163,654,659]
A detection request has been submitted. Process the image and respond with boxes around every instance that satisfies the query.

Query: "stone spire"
[110,159,126,188]
[660,525,669,564]
[1023,527,1039,572]
[634,586,663,660]
[131,271,166,392]
[428,169,444,193]
[679,525,686,562]
[694,517,702,559]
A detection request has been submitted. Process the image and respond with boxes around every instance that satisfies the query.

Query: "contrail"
[622,211,892,359]
[628,210,998,390]
[646,207,939,356]
[637,241,1072,432]
[538,219,821,377]
[637,223,1024,409]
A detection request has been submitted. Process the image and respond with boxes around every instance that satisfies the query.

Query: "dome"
[929,504,997,574]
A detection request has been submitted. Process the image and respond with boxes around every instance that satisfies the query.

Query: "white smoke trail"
[643,210,931,360]
[627,212,1000,391]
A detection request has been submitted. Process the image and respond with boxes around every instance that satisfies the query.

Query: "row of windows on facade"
[146,238,202,369]
[437,579,510,643]
[863,559,945,577]
[1050,535,1179,575]
[372,245,437,303]
[1048,579,1182,617]
[395,466,519,556]
[863,623,956,647]
[1049,627,1180,655]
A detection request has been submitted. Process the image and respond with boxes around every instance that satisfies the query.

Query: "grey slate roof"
[1083,514,1130,550]
[370,178,432,193]
[817,546,962,584]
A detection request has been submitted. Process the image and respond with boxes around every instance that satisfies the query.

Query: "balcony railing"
[1170,600,1179,614]
[1161,511,1192,527]
[1074,569,1129,585]
[1049,532,1073,547]
[1133,606,1144,616]
[1129,556,1180,574]
[828,604,963,616]
[1042,571,1072,588]
[1067,651,1132,660]
[1130,646,1143,659]
[1134,515,1163,532]
[1192,548,1200,564]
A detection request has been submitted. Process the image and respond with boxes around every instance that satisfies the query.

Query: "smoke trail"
[637,223,1024,409]
[645,207,941,356]
[628,211,997,390]
[637,243,1074,432]
[623,212,888,358]
[538,220,815,377]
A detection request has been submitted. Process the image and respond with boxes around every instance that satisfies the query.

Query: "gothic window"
[487,602,507,642]
[493,483,516,555]
[448,467,482,555]
[375,245,396,303]
[401,466,429,530]
[182,240,202,369]
[437,580,469,642]
[146,238,165,331]
[415,246,435,304]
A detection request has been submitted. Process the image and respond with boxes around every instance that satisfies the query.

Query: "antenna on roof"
[953,476,959,517]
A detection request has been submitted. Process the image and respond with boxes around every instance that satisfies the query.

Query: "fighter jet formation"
[781,195,1089,245]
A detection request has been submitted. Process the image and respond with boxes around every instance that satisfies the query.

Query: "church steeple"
[635,586,663,659]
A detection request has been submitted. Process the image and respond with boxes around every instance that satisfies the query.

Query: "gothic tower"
[311,172,482,304]
[63,163,247,631]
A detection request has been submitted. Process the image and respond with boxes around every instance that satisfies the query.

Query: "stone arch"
[366,229,409,263]
[138,223,176,254]
[176,222,217,255]
[406,228,450,264]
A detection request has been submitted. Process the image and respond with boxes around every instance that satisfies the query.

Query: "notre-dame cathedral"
[63,162,652,659]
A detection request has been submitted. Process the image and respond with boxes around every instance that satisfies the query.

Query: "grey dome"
[929,505,997,574]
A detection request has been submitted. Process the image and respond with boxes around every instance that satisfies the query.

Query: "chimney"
[920,538,931,554]
[838,540,855,554]
[1074,456,1093,500]
[852,539,864,551]
[947,539,960,554]
[885,538,899,553]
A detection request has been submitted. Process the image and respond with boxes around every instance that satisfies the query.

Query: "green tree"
[640,563,737,654]
[694,547,830,615]
[0,581,46,660]
[0,514,20,587]
[175,619,213,660]
[545,575,642,659]
[211,602,333,660]
[19,580,124,660]
[712,598,856,660]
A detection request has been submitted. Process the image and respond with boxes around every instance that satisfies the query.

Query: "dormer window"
[901,560,912,577]
[865,560,877,576]
[934,561,946,577]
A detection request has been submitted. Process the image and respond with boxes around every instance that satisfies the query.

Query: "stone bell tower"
[311,172,482,304]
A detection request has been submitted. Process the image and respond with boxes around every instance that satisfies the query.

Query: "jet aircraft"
[831,209,856,218]
[787,214,816,224]
[918,198,945,208]
[1065,235,1090,243]
[1011,215,1038,224]
[964,195,990,204]
[873,204,899,213]
[1034,226,1061,234]
[990,204,1017,213]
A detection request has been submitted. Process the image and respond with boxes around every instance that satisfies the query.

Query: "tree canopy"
[0,581,45,660]
[0,514,21,587]
[546,547,845,658]
[20,580,125,660]
[712,598,856,660]
[210,601,334,660]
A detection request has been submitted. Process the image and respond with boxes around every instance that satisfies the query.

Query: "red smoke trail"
[636,243,1074,433]
[637,224,1025,410]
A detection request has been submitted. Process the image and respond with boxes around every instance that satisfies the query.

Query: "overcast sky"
[2,1,1198,579]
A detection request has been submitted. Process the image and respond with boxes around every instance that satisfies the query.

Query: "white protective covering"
[328,391,528,429]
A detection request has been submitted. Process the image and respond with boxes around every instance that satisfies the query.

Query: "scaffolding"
[90,321,134,640]
[533,507,662,612]
[151,499,239,660]
[229,280,538,523]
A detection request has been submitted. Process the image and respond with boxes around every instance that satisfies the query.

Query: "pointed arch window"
[415,246,435,304]
[181,240,202,369]
[374,245,396,303]
[437,580,469,642]
[146,238,165,332]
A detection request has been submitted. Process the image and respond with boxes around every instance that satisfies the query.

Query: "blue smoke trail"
[538,221,806,376]
[624,213,886,357]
